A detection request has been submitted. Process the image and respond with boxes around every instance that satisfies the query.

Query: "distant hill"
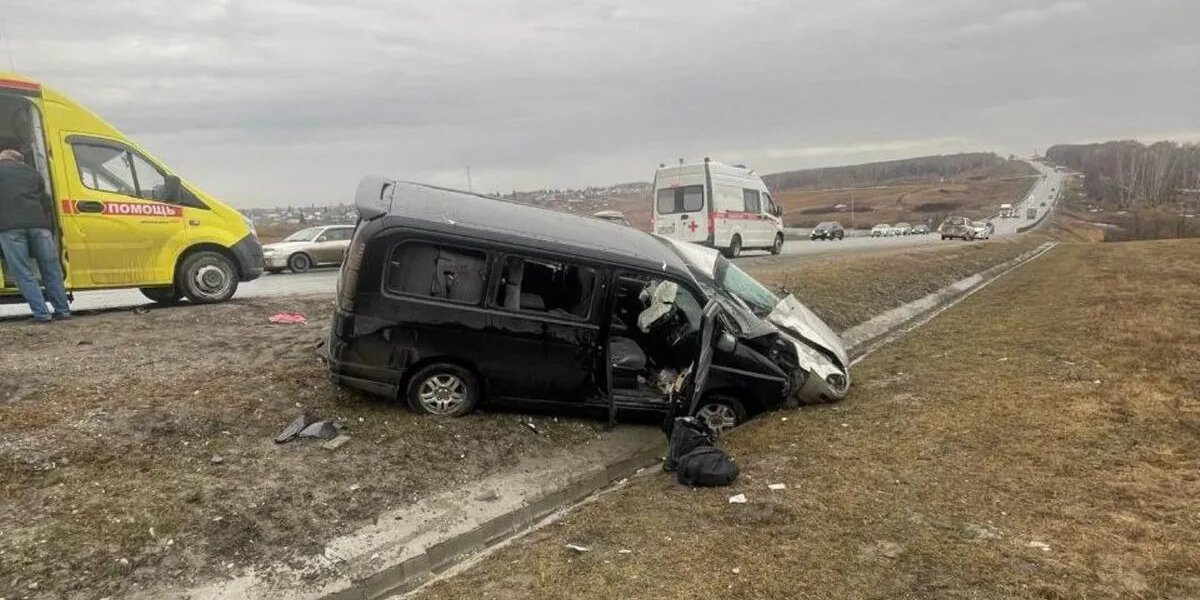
[763,153,1030,192]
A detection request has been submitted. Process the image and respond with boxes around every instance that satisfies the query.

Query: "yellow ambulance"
[0,72,262,306]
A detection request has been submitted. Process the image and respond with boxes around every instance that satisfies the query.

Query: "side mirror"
[716,331,737,353]
[162,175,182,203]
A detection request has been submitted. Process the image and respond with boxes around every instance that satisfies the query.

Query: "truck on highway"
[652,158,784,258]
[999,203,1015,218]
[0,72,263,307]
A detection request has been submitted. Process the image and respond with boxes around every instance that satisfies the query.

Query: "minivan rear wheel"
[178,251,238,304]
[406,364,480,417]
[694,395,747,434]
[770,234,784,255]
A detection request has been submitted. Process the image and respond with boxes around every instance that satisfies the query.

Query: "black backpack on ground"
[664,417,715,472]
[676,446,740,487]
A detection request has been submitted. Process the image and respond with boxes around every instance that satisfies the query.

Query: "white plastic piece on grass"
[728,493,748,504]
[618,549,632,554]
[768,483,786,491]
[1028,541,1051,552]
[565,543,591,553]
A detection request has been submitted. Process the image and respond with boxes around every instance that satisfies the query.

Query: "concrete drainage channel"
[158,241,1058,600]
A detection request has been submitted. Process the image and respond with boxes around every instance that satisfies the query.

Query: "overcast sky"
[4,0,1197,207]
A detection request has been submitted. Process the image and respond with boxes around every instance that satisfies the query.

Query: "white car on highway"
[870,223,892,237]
[970,221,994,240]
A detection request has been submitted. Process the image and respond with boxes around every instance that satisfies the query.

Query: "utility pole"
[466,165,473,193]
[850,194,855,228]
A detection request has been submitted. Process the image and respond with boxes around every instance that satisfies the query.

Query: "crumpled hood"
[766,295,849,369]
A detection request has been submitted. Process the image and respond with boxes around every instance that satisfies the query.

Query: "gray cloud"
[4,0,1197,206]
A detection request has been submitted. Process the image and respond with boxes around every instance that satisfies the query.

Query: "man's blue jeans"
[0,228,71,321]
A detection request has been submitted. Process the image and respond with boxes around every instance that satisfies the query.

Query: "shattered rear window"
[385,242,488,304]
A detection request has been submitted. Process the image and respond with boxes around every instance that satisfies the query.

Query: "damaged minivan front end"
[663,239,851,405]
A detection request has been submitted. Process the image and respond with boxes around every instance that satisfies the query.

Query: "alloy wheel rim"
[696,403,737,433]
[418,374,468,415]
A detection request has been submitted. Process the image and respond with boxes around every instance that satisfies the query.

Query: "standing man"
[0,148,71,322]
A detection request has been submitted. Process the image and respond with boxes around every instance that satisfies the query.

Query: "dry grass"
[742,237,1043,331]
[415,239,1200,600]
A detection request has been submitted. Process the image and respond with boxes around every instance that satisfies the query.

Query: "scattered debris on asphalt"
[475,489,500,502]
[268,311,307,324]
[521,419,542,434]
[210,454,224,465]
[728,493,747,504]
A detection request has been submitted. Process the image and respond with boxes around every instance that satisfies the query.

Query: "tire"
[140,287,181,305]
[694,395,748,434]
[288,253,312,273]
[941,235,947,240]
[770,234,783,255]
[178,251,239,304]
[727,235,742,258]
[405,363,480,417]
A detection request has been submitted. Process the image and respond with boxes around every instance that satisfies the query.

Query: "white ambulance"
[651,158,784,257]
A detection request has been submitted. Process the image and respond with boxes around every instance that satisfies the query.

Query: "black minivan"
[327,177,850,431]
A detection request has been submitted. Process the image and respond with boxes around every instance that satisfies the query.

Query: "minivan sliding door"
[485,255,602,404]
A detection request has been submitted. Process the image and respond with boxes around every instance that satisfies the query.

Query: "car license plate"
[657,223,676,234]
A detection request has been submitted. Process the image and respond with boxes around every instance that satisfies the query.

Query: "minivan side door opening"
[606,274,703,403]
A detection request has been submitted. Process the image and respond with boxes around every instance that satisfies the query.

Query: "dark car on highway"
[938,216,975,241]
[326,177,851,432]
[911,224,930,235]
[810,221,845,241]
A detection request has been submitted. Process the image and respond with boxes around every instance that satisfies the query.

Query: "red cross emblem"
[687,220,699,232]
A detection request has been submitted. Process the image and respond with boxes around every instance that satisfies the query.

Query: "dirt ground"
[0,296,606,598]
[414,239,1200,600]
[0,240,1046,598]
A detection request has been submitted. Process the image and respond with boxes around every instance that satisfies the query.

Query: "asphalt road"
[1,162,1064,319]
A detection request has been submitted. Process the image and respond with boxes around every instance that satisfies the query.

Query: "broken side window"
[385,242,487,304]
[494,256,597,319]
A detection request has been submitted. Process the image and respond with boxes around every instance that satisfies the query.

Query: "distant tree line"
[763,153,1006,191]
[1046,140,1200,209]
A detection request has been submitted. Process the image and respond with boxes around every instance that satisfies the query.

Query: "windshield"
[283,227,323,242]
[713,257,779,317]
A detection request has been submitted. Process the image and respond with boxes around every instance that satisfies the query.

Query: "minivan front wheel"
[406,364,480,417]
[178,251,238,304]
[694,395,747,434]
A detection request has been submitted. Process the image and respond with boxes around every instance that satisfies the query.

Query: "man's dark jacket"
[0,159,53,231]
